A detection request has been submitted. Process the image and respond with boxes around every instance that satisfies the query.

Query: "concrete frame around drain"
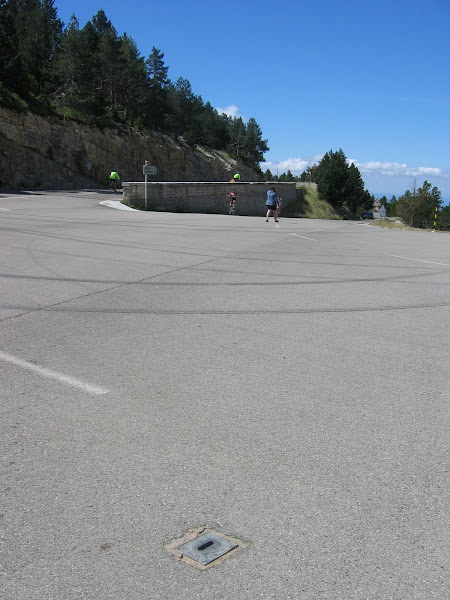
[178,531,237,566]
[164,527,246,570]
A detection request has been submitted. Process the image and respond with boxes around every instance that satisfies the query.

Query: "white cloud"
[261,155,449,180]
[347,159,446,178]
[260,155,322,174]
[215,104,246,120]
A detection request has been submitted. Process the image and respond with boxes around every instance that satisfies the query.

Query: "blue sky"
[54,0,450,201]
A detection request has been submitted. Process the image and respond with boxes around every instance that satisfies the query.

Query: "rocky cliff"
[0,108,262,190]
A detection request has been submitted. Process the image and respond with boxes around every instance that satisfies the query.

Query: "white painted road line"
[290,233,318,242]
[391,255,450,267]
[0,351,108,396]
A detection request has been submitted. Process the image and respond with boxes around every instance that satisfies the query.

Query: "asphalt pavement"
[1,190,449,599]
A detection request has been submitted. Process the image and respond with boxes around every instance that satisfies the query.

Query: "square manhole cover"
[178,531,237,566]
[165,527,245,570]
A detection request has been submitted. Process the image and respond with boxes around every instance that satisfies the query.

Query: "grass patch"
[370,219,450,232]
[121,199,142,210]
[286,185,341,219]
[216,150,235,162]
[370,218,411,229]
[368,218,425,230]
[0,84,29,112]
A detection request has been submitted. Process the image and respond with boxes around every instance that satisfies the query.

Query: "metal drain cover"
[178,531,238,566]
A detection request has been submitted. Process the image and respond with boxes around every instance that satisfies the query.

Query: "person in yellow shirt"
[109,170,121,191]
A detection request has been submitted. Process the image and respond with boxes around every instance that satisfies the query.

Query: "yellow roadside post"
[433,205,438,232]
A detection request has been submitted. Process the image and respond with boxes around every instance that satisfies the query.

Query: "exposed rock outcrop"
[0,108,262,190]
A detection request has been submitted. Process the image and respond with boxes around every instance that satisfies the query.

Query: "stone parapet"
[122,181,297,216]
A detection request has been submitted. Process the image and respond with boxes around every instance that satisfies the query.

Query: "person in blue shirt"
[265,187,279,222]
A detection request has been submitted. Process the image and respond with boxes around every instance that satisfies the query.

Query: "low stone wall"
[122,181,297,216]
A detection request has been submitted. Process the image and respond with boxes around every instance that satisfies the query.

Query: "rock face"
[0,108,262,190]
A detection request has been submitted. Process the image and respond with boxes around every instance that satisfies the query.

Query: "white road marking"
[0,207,11,211]
[0,351,108,395]
[391,255,449,267]
[290,233,318,242]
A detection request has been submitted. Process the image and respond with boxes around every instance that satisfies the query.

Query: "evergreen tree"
[385,194,398,216]
[166,76,197,139]
[190,102,229,148]
[0,0,23,103]
[437,204,450,230]
[396,180,442,228]
[346,163,366,213]
[300,164,318,182]
[54,11,120,123]
[38,0,62,97]
[146,46,168,85]
[0,0,62,109]
[116,33,148,125]
[91,10,121,121]
[315,148,349,209]
[242,117,269,167]
[52,15,100,119]
[52,14,80,105]
[228,117,246,157]
[144,47,170,130]
[315,149,368,214]
[0,4,270,165]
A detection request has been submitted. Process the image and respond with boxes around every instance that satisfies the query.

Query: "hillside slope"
[0,108,262,190]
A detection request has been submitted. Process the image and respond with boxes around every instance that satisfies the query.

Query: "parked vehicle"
[362,211,374,219]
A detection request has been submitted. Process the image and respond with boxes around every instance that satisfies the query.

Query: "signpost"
[143,163,157,210]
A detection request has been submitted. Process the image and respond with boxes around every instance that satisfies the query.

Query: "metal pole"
[144,160,148,210]
[145,174,148,211]
[433,205,438,232]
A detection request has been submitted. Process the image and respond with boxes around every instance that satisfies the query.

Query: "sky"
[54,0,450,201]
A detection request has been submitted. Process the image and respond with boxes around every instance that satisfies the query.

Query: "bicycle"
[109,178,120,192]
[228,191,237,215]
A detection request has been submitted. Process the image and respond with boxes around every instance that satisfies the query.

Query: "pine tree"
[0,0,61,109]
[228,117,246,157]
[243,117,269,167]
[144,47,169,131]
[315,149,367,214]
[315,148,349,209]
[396,180,442,228]
[146,46,168,85]
[0,3,271,163]
[346,163,366,213]
[166,77,196,139]
[116,34,148,125]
